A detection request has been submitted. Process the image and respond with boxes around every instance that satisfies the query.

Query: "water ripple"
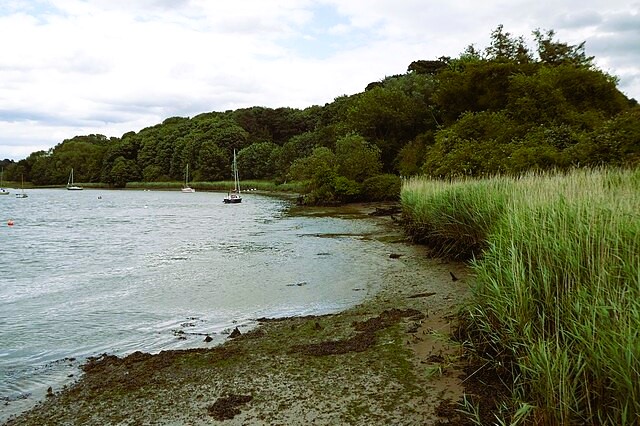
[0,189,387,422]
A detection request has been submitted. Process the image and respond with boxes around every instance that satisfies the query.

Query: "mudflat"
[4,203,480,426]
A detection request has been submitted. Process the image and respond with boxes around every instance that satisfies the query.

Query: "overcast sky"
[1,0,638,160]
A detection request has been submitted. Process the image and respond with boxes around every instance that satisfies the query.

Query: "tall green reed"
[401,177,511,259]
[402,168,640,425]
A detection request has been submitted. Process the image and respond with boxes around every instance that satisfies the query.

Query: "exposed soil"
[3,202,503,426]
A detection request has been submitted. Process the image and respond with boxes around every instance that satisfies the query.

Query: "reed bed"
[401,168,640,425]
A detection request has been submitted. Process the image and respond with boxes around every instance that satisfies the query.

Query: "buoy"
[7,219,14,226]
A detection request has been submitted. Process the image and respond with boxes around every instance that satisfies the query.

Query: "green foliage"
[566,109,640,167]
[361,174,401,201]
[345,73,436,171]
[485,24,532,64]
[395,131,436,177]
[434,61,535,124]
[403,169,640,424]
[231,106,320,145]
[10,25,636,194]
[110,157,141,188]
[407,59,448,75]
[533,28,594,67]
[422,111,518,177]
[335,134,382,182]
[402,176,509,258]
[49,135,109,184]
[142,165,164,182]
[288,147,337,183]
[273,131,320,181]
[332,176,362,201]
[197,141,227,181]
[237,141,280,179]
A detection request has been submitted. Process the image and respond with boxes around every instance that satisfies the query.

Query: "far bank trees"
[4,26,637,203]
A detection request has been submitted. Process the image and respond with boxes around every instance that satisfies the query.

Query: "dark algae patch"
[290,309,423,356]
[207,394,253,420]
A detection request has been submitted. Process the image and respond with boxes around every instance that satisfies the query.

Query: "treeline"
[2,26,638,202]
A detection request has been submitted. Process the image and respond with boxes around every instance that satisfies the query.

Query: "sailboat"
[0,167,9,195]
[223,150,242,204]
[15,175,27,198]
[67,168,83,190]
[181,164,195,193]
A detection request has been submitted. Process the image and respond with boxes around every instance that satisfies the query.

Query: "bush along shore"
[401,167,640,425]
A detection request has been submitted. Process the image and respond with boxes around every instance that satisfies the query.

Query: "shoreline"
[4,204,484,425]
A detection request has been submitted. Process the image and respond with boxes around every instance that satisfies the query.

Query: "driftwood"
[369,205,402,216]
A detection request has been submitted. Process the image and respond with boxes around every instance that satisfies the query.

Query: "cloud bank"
[1,0,638,160]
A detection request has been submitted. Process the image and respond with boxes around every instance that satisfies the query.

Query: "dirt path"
[4,204,478,425]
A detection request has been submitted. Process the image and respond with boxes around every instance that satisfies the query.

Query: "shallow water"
[0,189,392,421]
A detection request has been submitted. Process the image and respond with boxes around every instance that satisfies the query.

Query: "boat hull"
[223,197,242,204]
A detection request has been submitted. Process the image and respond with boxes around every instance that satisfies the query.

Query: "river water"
[0,189,395,422]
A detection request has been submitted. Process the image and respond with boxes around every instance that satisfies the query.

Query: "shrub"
[361,174,402,201]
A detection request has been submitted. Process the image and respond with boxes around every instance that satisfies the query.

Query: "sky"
[1,0,639,161]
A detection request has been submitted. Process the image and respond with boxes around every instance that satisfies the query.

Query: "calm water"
[0,189,391,421]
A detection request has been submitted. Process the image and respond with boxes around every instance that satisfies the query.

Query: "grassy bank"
[401,168,640,425]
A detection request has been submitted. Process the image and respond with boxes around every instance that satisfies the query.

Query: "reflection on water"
[0,189,391,421]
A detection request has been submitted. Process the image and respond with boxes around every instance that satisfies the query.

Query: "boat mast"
[233,149,240,193]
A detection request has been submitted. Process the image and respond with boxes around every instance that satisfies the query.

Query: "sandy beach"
[3,204,485,425]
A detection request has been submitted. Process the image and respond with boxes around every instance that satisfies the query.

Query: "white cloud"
[1,0,638,160]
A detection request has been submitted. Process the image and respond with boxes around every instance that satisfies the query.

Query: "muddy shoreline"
[3,203,494,425]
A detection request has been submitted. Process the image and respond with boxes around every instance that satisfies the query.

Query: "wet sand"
[3,203,484,425]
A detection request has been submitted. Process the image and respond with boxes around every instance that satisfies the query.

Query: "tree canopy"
[3,26,638,203]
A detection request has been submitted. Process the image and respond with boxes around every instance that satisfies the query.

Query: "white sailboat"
[181,164,195,193]
[15,175,28,198]
[67,168,83,190]
[0,167,9,195]
[223,150,242,204]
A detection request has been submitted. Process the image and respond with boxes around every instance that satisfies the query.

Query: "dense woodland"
[2,27,638,203]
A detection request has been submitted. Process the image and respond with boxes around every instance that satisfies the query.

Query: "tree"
[345,73,435,171]
[435,60,538,124]
[288,147,337,182]
[335,134,382,182]
[533,28,594,67]
[485,24,532,63]
[237,142,280,179]
[407,59,448,75]
[231,106,320,145]
[110,156,140,187]
[197,141,227,181]
[52,135,108,184]
[395,132,433,177]
[422,111,519,177]
[28,151,53,185]
[273,131,320,180]
[565,109,640,166]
